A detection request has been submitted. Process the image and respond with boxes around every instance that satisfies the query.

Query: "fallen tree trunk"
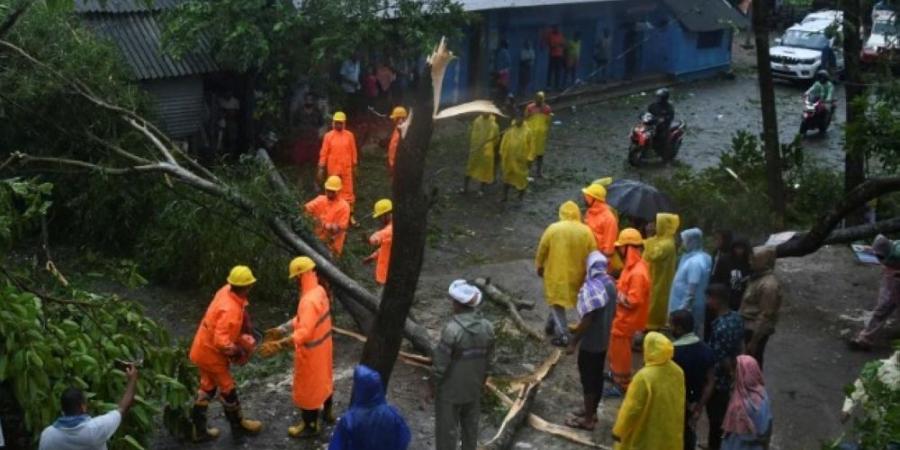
[479,382,538,450]
[471,278,536,310]
[471,278,542,341]
[775,177,900,258]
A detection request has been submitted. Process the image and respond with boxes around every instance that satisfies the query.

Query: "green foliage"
[0,278,196,449]
[163,0,469,121]
[656,130,843,236]
[0,178,52,249]
[845,79,900,174]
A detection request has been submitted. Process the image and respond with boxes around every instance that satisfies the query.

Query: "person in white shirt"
[340,57,361,94]
[39,365,138,450]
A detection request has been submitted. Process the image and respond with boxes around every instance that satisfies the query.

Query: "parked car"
[862,16,899,65]
[770,12,844,82]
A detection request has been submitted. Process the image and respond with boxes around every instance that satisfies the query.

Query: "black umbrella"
[605,179,675,221]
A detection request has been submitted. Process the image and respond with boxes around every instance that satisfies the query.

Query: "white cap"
[448,279,483,307]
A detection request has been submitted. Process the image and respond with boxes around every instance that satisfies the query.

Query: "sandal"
[565,416,596,431]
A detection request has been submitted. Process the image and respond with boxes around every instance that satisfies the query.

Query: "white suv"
[770,11,845,82]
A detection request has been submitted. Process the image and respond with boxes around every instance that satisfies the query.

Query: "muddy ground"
[99,42,894,450]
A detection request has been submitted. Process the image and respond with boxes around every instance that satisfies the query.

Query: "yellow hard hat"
[582,184,607,201]
[372,198,393,218]
[390,106,408,119]
[324,175,343,192]
[615,228,644,247]
[535,91,545,100]
[333,111,347,122]
[592,177,613,187]
[289,256,316,279]
[227,265,257,287]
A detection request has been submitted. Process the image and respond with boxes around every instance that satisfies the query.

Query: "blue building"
[439,0,748,103]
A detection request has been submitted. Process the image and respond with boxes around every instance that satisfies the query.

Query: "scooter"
[627,112,686,167]
[799,96,834,136]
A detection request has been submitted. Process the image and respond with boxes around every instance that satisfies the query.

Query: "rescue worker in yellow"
[304,176,351,256]
[462,113,500,195]
[643,213,680,331]
[524,91,552,178]
[188,266,262,442]
[536,201,597,346]
[500,114,533,202]
[364,199,393,290]
[259,257,334,438]
[387,106,407,176]
[612,331,685,450]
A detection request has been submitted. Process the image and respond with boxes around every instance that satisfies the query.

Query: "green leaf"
[122,435,146,450]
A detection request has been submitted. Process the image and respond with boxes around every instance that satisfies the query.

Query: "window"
[697,30,724,49]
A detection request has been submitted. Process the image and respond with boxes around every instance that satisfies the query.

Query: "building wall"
[142,77,205,139]
[438,0,735,104]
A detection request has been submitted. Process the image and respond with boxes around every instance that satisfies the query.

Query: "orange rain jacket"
[387,127,401,174]
[304,195,351,255]
[319,129,358,206]
[189,285,249,371]
[612,247,652,337]
[369,223,393,285]
[292,271,334,410]
[584,200,618,257]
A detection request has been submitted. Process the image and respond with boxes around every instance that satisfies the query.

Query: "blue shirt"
[710,311,745,392]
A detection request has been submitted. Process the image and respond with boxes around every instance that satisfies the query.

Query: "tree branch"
[776,177,900,257]
[0,0,32,39]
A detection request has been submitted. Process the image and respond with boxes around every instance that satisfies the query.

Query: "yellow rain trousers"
[535,201,598,309]
[525,111,551,160]
[467,114,500,184]
[643,213,680,331]
[500,124,533,191]
[612,332,685,450]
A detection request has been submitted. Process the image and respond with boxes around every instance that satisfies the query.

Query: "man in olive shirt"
[433,280,495,450]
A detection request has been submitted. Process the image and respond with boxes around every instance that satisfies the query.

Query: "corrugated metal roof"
[74,0,181,13]
[459,0,619,11]
[81,12,218,80]
[659,0,749,31]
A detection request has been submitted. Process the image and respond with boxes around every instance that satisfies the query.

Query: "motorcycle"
[627,112,686,167]
[799,96,834,136]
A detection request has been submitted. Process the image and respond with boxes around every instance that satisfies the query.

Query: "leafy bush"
[655,130,845,238]
[827,347,900,449]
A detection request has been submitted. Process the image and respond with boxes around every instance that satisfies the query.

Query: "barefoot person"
[565,251,617,430]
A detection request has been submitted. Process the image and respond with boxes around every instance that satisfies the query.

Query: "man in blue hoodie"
[668,228,713,338]
[328,365,410,450]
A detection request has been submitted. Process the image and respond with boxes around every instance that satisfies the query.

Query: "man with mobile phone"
[38,365,138,450]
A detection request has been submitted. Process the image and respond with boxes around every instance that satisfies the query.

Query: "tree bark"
[359,52,437,386]
[775,177,900,257]
[752,0,787,226]
[842,0,867,225]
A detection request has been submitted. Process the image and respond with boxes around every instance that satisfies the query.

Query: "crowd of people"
[530,182,783,449]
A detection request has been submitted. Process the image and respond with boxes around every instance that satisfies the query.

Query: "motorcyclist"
[647,88,674,153]
[805,70,835,116]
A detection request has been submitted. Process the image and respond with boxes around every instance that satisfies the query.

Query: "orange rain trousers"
[319,129,358,208]
[388,127,401,174]
[292,272,334,410]
[304,195,351,256]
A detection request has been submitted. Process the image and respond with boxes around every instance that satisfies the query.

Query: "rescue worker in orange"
[304,176,351,256]
[260,257,335,438]
[582,183,618,258]
[364,199,393,290]
[188,266,263,442]
[387,106,407,176]
[607,228,651,397]
[318,111,358,212]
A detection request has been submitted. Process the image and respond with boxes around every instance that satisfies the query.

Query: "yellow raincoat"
[643,214,680,331]
[467,114,500,184]
[612,332,685,450]
[524,103,551,160]
[500,123,533,191]
[535,201,597,309]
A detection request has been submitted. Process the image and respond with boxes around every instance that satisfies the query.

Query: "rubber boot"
[224,403,262,442]
[287,414,320,438]
[190,401,221,442]
[322,397,336,425]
